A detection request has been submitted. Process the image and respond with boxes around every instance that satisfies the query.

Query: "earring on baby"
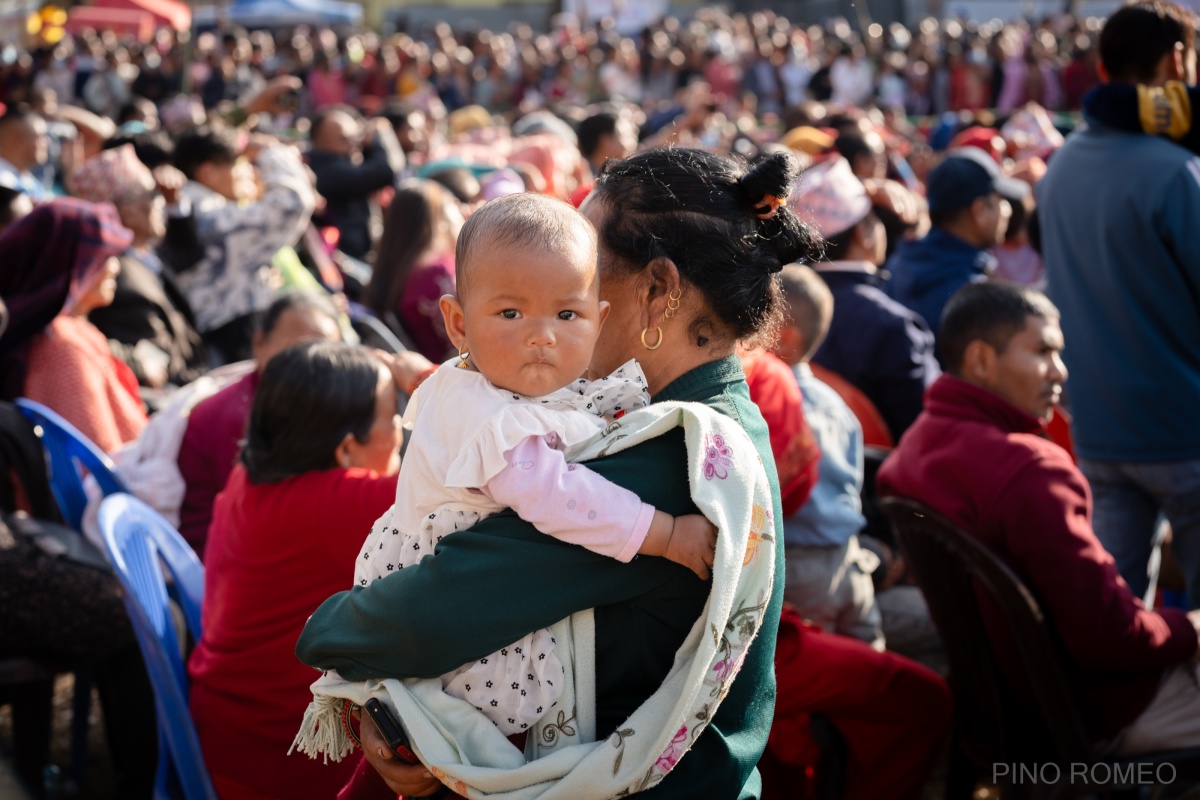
[642,288,681,351]
[457,345,470,369]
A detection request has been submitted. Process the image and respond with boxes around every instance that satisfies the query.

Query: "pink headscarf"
[66,144,156,204]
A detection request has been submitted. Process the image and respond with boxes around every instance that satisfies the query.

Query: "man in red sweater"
[878,281,1200,754]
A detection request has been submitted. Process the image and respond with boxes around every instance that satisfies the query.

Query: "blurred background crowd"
[3,0,1199,797]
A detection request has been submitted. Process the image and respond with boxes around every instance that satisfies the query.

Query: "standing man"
[308,106,404,261]
[1038,0,1200,605]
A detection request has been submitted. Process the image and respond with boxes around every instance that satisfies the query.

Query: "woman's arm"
[296,430,698,680]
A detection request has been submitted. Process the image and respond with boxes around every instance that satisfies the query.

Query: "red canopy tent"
[65,6,156,39]
[90,0,191,30]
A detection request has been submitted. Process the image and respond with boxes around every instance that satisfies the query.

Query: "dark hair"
[103,129,174,169]
[116,99,152,126]
[873,203,911,261]
[455,192,595,301]
[258,290,342,338]
[591,148,820,346]
[1099,1,1196,83]
[1004,194,1029,243]
[366,180,451,319]
[833,133,877,170]
[929,204,972,230]
[939,282,1060,375]
[0,106,40,133]
[241,340,382,484]
[172,125,239,180]
[577,112,619,160]
[427,167,481,204]
[0,186,24,232]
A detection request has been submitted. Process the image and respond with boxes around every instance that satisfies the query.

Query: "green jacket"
[296,355,785,799]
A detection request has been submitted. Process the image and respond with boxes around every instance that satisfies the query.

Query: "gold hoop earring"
[641,326,664,351]
[456,346,470,369]
[664,289,682,320]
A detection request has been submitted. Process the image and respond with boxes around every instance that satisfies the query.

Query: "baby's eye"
[558,310,578,321]
[500,309,521,320]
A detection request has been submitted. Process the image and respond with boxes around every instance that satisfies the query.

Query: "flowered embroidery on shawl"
[702,433,732,480]
[654,725,689,773]
[744,504,774,566]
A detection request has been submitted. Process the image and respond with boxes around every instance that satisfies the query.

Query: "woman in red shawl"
[0,198,146,453]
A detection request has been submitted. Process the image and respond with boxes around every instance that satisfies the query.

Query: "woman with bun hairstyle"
[298,149,822,799]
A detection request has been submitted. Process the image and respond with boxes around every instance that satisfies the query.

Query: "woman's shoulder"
[39,315,107,347]
[28,317,109,367]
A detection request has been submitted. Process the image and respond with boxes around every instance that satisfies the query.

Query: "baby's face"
[459,238,608,398]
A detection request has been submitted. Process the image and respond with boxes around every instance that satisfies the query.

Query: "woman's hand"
[358,711,445,797]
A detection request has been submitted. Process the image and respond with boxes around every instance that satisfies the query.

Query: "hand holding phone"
[363,698,420,765]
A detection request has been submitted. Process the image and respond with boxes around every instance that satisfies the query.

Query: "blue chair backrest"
[98,493,214,800]
[16,399,127,529]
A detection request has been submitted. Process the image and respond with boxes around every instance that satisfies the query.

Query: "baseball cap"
[780,126,835,156]
[926,147,1030,215]
[949,126,1005,162]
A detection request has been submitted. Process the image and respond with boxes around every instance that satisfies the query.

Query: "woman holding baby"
[297,148,817,799]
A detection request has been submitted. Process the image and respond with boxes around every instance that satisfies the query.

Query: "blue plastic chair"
[15,398,128,789]
[98,493,214,800]
[15,398,127,529]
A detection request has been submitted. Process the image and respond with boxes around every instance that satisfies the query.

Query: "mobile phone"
[277,88,300,112]
[363,698,420,765]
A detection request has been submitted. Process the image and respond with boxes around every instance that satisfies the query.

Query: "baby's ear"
[596,300,611,328]
[439,294,468,349]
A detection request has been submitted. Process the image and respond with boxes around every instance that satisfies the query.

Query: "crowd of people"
[1,0,1200,798]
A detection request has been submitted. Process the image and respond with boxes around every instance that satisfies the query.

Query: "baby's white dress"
[354,359,650,735]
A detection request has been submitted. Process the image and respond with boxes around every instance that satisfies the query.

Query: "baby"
[351,192,717,737]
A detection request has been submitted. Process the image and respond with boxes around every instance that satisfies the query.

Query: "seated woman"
[0,198,146,453]
[175,291,343,557]
[188,339,404,800]
[364,179,462,361]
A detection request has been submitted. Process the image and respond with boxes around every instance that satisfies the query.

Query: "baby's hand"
[666,514,718,581]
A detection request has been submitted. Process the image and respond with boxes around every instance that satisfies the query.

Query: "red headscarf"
[0,198,133,399]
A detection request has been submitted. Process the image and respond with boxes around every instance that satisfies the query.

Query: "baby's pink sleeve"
[481,434,655,562]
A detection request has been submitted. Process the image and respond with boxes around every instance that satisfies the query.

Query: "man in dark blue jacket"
[308,107,404,261]
[886,147,1027,346]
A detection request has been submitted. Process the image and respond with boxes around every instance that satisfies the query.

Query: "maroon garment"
[176,371,258,558]
[397,254,456,363]
[189,464,398,800]
[877,376,1197,738]
[761,608,951,800]
[1062,60,1099,111]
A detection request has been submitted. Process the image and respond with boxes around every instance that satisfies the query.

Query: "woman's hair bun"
[737,151,803,211]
